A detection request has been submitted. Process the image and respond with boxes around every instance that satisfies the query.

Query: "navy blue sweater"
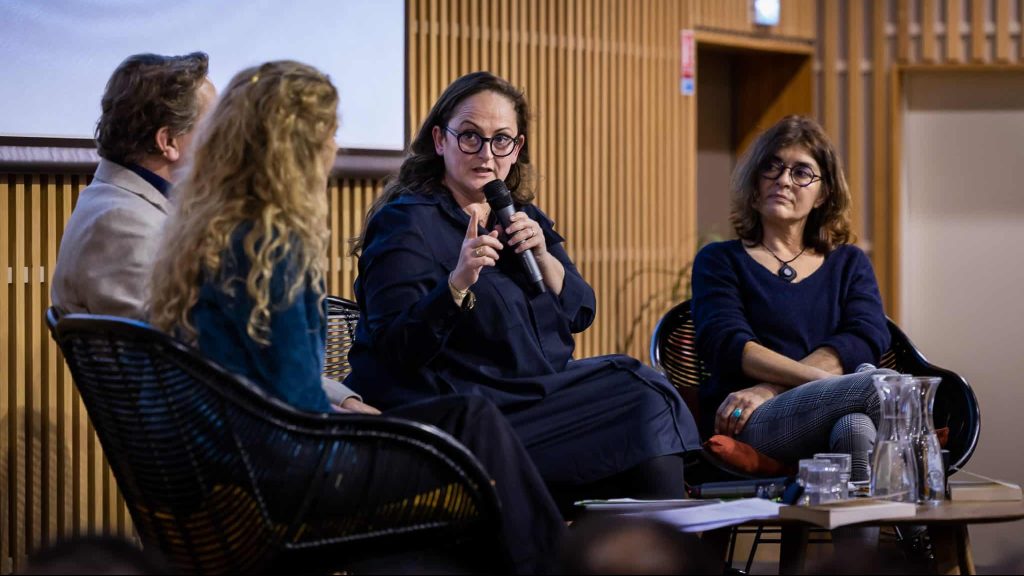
[690,240,890,435]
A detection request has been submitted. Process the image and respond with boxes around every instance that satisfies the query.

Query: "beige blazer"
[51,159,171,319]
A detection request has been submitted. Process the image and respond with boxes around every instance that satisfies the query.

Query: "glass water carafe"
[910,376,946,504]
[870,374,918,502]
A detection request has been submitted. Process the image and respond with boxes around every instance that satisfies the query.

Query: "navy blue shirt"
[126,163,172,198]
[691,240,890,434]
[345,189,596,409]
[190,227,331,413]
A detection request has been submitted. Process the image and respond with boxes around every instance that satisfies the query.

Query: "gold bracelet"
[448,272,468,303]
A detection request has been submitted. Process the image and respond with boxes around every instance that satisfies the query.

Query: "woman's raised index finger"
[466,210,479,240]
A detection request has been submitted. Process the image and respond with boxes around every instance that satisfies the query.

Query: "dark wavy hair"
[730,115,854,253]
[95,52,209,164]
[351,71,534,255]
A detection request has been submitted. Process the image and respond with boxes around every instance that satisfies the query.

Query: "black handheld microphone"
[483,179,546,294]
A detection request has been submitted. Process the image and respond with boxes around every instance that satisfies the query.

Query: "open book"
[779,499,916,529]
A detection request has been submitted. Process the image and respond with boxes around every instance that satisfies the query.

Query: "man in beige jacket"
[52,52,214,319]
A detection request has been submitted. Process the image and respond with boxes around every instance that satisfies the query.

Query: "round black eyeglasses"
[444,126,520,157]
[760,160,821,188]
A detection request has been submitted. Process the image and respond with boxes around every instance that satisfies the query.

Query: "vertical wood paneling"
[2,175,11,570]
[824,0,840,135]
[1,174,132,572]
[887,66,901,321]
[923,0,938,61]
[949,0,965,62]
[43,179,57,548]
[13,176,27,569]
[996,0,1011,61]
[28,176,41,553]
[898,0,911,62]
[972,0,988,61]
[848,0,866,238]
[872,0,893,310]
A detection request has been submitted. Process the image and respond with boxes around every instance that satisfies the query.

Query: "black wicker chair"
[323,295,360,381]
[46,308,507,574]
[650,299,980,477]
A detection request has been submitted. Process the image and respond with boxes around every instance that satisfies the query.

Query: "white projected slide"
[0,0,405,151]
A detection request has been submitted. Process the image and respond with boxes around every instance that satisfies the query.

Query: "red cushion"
[705,428,950,478]
[704,435,796,477]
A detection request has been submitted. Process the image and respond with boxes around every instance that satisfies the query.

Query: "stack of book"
[948,475,1022,502]
[779,499,917,529]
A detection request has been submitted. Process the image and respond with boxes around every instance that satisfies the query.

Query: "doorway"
[696,43,813,242]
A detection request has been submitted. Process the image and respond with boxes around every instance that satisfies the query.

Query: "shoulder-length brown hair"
[350,71,535,255]
[730,115,854,252]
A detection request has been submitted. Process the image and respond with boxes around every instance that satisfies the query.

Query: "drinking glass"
[814,453,852,499]
[798,459,842,505]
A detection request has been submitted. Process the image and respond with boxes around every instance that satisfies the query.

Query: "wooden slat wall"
[2,1,823,572]
[815,0,1024,319]
[1,174,129,573]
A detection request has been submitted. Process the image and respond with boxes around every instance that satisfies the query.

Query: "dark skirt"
[488,355,700,485]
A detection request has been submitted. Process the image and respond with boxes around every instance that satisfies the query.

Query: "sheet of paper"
[628,498,781,532]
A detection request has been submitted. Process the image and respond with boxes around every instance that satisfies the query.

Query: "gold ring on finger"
[474,247,483,257]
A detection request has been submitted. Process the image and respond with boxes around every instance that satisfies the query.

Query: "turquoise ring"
[731,408,743,419]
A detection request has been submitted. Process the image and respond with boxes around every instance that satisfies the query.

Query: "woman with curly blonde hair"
[149,60,340,412]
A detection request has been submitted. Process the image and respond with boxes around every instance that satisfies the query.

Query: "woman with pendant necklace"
[690,115,893,483]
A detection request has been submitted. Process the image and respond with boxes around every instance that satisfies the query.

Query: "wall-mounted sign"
[680,29,695,96]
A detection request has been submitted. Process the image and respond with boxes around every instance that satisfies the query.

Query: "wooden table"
[733,500,1024,574]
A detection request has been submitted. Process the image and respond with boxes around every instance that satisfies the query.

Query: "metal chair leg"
[726,526,739,567]
[745,525,764,574]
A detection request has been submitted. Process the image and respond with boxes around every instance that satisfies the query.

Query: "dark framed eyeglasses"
[444,126,521,157]
[759,159,822,188]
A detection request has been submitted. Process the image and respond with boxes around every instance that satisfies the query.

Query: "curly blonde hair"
[149,60,338,345]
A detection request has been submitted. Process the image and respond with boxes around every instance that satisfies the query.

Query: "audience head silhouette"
[20,535,168,575]
[558,516,717,575]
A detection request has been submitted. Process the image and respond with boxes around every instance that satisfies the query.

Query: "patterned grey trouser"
[736,367,897,481]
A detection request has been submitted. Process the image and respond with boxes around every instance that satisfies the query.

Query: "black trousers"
[387,395,565,575]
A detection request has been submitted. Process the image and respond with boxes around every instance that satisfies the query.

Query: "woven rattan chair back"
[50,312,505,574]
